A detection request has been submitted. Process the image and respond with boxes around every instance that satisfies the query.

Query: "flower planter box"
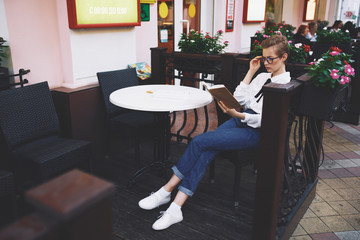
[297,82,348,121]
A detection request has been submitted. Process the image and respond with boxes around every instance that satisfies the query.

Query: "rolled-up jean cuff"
[171,166,184,180]
[178,186,194,197]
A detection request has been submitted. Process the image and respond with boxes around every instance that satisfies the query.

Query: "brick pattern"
[291,121,360,239]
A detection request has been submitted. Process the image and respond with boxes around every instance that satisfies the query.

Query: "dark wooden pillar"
[0,170,115,240]
[26,169,115,240]
[252,81,298,240]
[150,47,167,84]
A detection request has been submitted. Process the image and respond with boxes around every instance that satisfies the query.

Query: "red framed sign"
[243,0,267,23]
[303,0,317,22]
[67,0,141,29]
[225,0,235,32]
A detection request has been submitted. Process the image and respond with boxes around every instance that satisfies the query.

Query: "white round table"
[110,84,213,187]
[110,84,213,112]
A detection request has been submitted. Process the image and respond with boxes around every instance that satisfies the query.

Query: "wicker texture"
[13,136,91,180]
[97,68,158,161]
[0,82,91,185]
[97,68,157,128]
[0,170,14,198]
[97,68,139,117]
[0,82,60,149]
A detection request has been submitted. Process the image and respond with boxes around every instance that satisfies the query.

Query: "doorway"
[158,0,203,52]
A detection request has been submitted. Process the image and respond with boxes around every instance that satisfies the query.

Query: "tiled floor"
[291,121,360,240]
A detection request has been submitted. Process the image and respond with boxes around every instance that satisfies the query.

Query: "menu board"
[67,0,140,29]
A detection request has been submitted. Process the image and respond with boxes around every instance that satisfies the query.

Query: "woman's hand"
[218,101,245,120]
[249,56,262,72]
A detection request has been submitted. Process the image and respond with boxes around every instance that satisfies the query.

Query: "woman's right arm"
[242,56,262,85]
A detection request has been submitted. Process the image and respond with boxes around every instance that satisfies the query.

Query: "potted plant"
[178,29,229,55]
[298,47,355,120]
[175,30,229,86]
[311,29,352,61]
[251,21,295,51]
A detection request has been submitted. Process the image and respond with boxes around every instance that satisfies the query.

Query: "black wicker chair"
[97,68,158,166]
[0,82,92,190]
[0,170,16,227]
[210,148,258,207]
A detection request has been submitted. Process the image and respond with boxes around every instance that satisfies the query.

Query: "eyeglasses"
[260,55,283,64]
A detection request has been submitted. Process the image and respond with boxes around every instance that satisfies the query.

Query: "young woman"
[293,25,311,45]
[138,35,291,230]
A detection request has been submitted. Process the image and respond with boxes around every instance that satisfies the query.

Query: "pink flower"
[329,51,340,56]
[263,34,268,38]
[256,30,260,33]
[295,43,302,48]
[217,30,223,34]
[344,65,355,75]
[288,40,292,44]
[309,62,316,65]
[262,26,265,29]
[341,76,350,83]
[224,41,229,44]
[330,69,340,79]
[339,78,346,85]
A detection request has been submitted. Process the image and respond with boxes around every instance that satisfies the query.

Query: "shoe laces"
[157,211,168,219]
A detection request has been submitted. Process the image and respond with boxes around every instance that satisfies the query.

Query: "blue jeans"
[172,115,260,197]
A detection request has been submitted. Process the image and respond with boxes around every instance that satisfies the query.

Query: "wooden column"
[252,81,299,240]
[0,170,115,240]
[25,169,115,240]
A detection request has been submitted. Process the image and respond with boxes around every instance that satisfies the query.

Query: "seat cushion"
[0,170,14,197]
[12,136,91,180]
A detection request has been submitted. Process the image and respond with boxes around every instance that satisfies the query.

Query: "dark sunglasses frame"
[260,54,283,64]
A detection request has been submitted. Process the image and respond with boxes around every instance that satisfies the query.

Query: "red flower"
[205,35,209,39]
[303,45,311,53]
[330,46,342,53]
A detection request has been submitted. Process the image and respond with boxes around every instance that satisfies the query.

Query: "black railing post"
[252,82,297,240]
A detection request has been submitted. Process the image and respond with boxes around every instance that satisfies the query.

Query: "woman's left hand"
[218,101,244,119]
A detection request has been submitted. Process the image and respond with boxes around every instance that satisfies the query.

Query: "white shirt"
[233,72,291,128]
[306,32,317,42]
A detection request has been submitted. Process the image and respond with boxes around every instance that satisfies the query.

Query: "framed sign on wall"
[225,0,235,32]
[243,0,267,23]
[67,0,141,29]
[303,0,317,22]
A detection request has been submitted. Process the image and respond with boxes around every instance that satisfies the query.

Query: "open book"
[201,81,242,109]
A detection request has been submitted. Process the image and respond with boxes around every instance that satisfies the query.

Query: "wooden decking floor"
[93,139,256,240]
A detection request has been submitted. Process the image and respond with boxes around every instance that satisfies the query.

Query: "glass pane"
[183,0,200,33]
[158,1,174,52]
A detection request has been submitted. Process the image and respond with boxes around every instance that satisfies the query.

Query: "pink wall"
[136,3,158,65]
[4,0,64,88]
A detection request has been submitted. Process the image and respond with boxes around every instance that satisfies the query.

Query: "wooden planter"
[298,82,348,121]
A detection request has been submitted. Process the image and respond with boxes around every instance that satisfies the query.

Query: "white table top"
[110,84,213,112]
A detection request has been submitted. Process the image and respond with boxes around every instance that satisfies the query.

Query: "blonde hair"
[261,35,289,56]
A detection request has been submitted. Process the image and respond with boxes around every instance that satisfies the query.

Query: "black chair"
[97,68,158,167]
[0,82,92,190]
[210,149,258,207]
[0,170,16,227]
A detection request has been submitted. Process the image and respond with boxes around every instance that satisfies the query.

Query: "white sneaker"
[138,192,171,210]
[152,210,183,230]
